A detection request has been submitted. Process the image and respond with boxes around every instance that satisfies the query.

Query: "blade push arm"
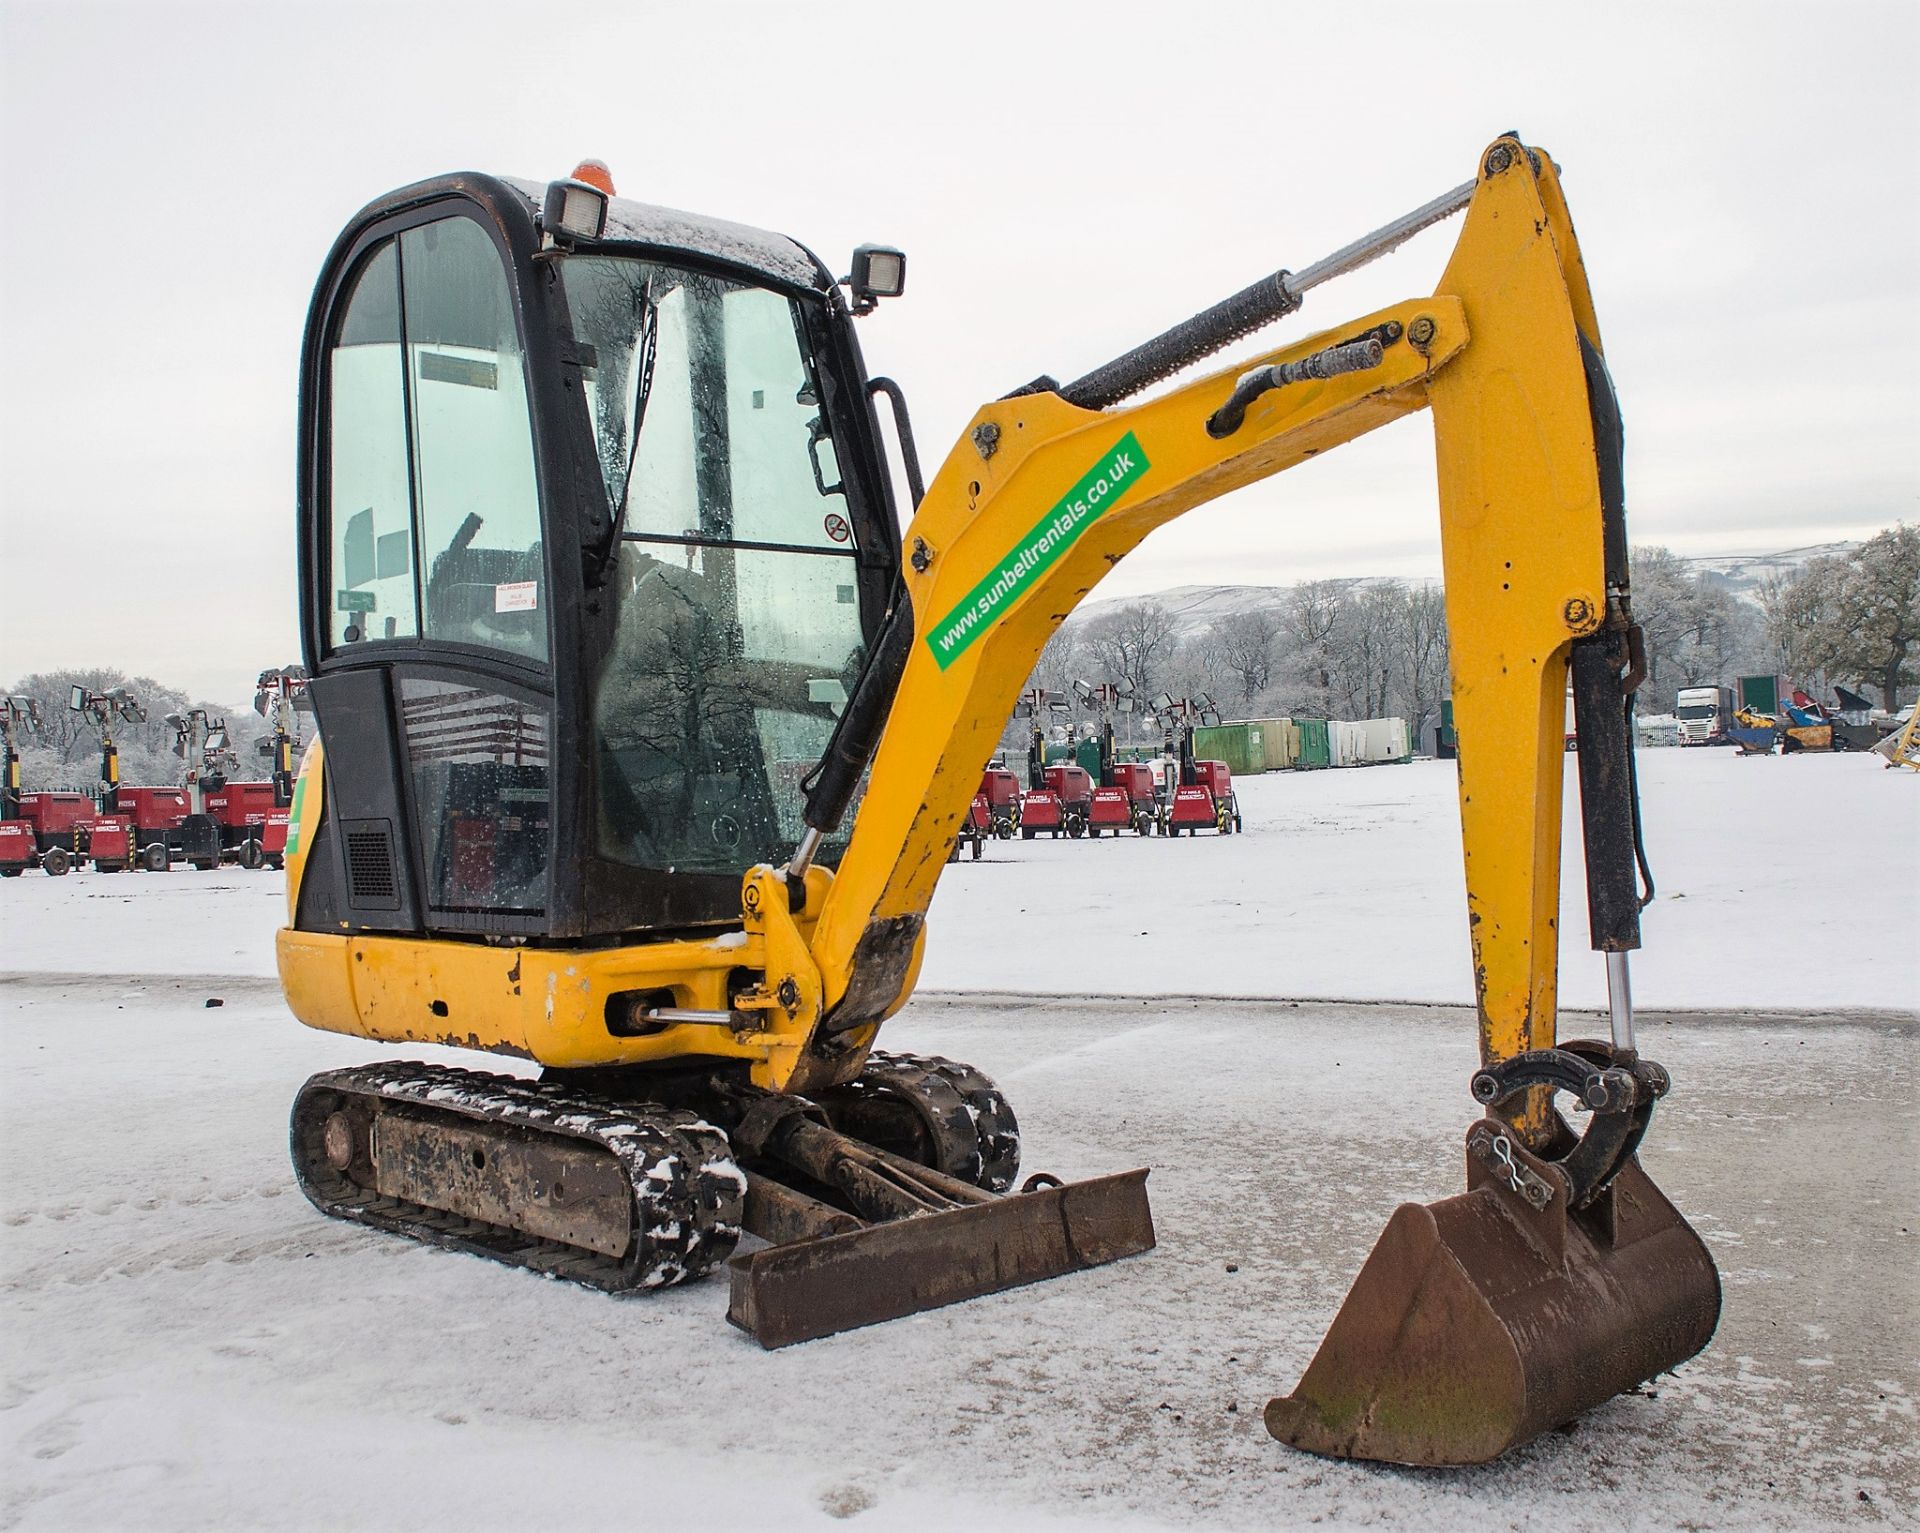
[758,138,1619,1102]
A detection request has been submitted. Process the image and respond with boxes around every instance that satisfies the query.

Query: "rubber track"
[291,1062,745,1292]
[842,1051,1022,1194]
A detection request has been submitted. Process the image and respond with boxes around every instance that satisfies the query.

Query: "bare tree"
[1757,568,1833,684]
[1329,583,1403,718]
[1082,601,1180,701]
[1668,581,1758,688]
[1209,608,1282,706]
[1028,623,1085,699]
[1391,583,1450,738]
[1626,547,1695,707]
[1283,580,1347,710]
[1629,545,1774,710]
[1767,525,1920,708]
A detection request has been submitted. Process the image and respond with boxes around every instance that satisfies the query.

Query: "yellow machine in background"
[1874,705,1920,769]
[277,136,1718,1466]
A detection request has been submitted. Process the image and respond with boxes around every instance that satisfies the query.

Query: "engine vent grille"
[342,819,400,910]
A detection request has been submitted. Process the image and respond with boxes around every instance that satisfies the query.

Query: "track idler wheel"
[813,1051,1020,1193]
[1266,1041,1721,1465]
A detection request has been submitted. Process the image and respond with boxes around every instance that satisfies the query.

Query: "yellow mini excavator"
[277,136,1720,1466]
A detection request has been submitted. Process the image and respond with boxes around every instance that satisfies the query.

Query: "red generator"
[88,815,133,873]
[1089,760,1156,836]
[952,764,1024,861]
[17,792,97,875]
[119,786,195,872]
[1164,759,1242,835]
[0,817,33,876]
[979,767,1021,838]
[1022,763,1093,839]
[261,806,291,868]
[205,781,280,869]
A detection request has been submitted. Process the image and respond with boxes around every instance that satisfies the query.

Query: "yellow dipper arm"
[764,138,1613,1103]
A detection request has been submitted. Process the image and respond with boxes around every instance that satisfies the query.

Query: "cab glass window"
[398,675,550,916]
[323,216,547,663]
[327,242,418,647]
[401,218,547,661]
[561,259,853,553]
[560,257,868,876]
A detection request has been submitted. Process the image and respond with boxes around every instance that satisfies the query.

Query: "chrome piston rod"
[1605,950,1637,1055]
[1284,178,1477,303]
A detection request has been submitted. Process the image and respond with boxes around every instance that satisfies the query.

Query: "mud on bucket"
[1266,1105,1721,1467]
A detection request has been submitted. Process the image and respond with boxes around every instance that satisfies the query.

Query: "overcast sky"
[2,0,1915,702]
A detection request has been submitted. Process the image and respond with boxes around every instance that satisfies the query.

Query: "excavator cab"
[281,140,1719,1463]
[292,172,902,941]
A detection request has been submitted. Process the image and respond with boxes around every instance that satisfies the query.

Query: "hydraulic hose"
[796,591,915,847]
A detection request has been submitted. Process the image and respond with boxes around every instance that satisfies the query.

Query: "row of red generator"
[0,785,289,878]
[952,756,1242,859]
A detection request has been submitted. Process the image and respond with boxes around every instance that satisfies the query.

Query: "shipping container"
[1192,723,1265,777]
[1329,720,1364,766]
[1738,675,1785,715]
[1255,718,1299,770]
[1360,717,1411,763]
[1295,717,1331,769]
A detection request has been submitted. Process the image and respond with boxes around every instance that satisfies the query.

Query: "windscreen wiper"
[592,280,659,581]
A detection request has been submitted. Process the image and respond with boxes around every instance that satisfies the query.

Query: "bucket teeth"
[1266,1126,1720,1466]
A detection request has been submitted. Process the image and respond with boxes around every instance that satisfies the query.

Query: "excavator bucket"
[1266,1122,1721,1466]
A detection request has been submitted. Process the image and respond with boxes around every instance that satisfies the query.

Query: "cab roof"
[501,177,828,290]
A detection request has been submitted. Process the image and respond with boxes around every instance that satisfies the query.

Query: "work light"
[846,244,906,314]
[541,177,608,248]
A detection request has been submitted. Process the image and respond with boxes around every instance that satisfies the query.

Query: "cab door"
[299,199,558,939]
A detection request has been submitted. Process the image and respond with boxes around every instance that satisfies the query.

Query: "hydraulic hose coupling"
[1205,336,1384,439]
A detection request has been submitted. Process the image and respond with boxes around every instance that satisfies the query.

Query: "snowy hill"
[1074,543,1855,637]
[1072,575,1432,638]
[1680,542,1858,604]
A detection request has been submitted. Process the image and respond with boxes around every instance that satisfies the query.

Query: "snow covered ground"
[2,980,1914,1531]
[5,747,1913,1012]
[2,748,1916,1529]
[923,748,1918,1011]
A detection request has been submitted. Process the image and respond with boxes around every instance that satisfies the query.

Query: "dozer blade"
[727,1168,1154,1347]
[1266,1125,1720,1466]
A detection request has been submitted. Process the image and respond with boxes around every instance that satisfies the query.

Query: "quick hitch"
[1469,1040,1671,1209]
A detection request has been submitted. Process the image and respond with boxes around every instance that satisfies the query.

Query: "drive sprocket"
[814,1050,1021,1193]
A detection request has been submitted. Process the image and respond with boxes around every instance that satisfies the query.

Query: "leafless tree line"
[1752,525,1917,709]
[1630,527,1918,711]
[1027,578,1454,741]
[1019,524,1917,747]
[2,668,270,793]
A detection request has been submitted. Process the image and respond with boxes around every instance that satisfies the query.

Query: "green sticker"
[336,589,376,613]
[926,432,1149,670]
[285,771,309,857]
